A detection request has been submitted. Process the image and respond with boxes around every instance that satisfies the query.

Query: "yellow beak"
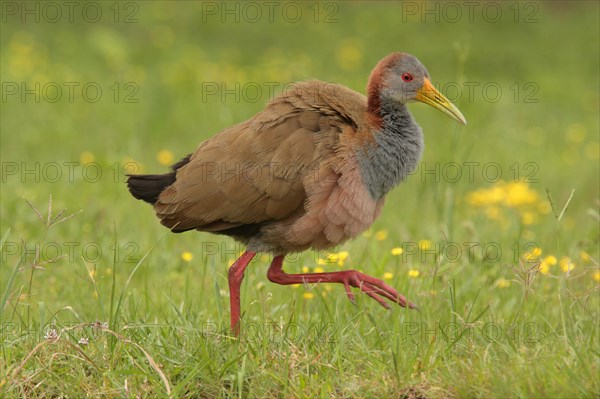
[415,78,467,125]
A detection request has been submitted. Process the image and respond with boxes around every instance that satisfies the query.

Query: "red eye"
[401,73,413,82]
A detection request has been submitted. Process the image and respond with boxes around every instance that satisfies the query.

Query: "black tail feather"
[127,154,191,205]
[127,174,176,204]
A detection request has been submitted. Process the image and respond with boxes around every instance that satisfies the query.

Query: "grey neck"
[357,100,424,200]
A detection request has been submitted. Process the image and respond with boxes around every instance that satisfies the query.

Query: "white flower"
[44,328,58,341]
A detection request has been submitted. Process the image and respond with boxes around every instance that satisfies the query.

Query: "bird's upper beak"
[415,78,467,125]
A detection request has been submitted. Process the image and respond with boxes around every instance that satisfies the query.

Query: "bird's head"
[367,52,466,125]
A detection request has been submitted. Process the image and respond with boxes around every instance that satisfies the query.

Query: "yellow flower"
[292,283,300,288]
[537,201,552,214]
[495,278,511,288]
[181,252,193,262]
[418,240,431,250]
[325,253,340,263]
[408,269,420,278]
[157,149,174,166]
[580,252,591,262]
[335,252,348,267]
[317,258,326,265]
[391,247,404,256]
[538,255,556,275]
[467,185,504,206]
[521,212,536,225]
[80,151,95,164]
[303,292,315,300]
[467,182,543,226]
[566,123,586,143]
[560,257,575,273]
[8,32,47,79]
[523,247,542,261]
[593,271,600,282]
[544,255,557,265]
[335,39,363,71]
[504,182,539,207]
[302,266,309,273]
[383,272,393,280]
[375,230,388,241]
[314,267,325,273]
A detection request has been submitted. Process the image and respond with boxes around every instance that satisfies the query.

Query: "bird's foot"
[340,270,417,309]
[267,256,417,310]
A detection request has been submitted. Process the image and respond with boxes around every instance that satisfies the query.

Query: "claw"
[343,281,356,304]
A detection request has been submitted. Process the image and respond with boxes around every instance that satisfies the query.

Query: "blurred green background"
[1,1,598,223]
[1,1,599,397]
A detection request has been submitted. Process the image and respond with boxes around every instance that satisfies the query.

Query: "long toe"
[343,281,357,304]
[363,289,391,309]
[351,272,414,309]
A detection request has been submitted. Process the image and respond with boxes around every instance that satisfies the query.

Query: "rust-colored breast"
[252,132,384,254]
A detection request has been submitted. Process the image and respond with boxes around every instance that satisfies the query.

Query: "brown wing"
[154,81,366,233]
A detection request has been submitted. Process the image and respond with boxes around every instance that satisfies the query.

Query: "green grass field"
[1,2,599,397]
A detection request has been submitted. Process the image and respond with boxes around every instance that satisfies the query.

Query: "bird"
[127,52,466,335]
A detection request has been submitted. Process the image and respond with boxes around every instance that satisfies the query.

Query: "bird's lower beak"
[416,78,467,125]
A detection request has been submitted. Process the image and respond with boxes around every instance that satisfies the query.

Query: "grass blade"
[1,258,21,318]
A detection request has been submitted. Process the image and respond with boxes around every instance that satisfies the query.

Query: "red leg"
[267,255,417,309]
[228,250,256,335]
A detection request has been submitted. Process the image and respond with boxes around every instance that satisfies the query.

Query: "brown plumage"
[128,52,466,334]
[155,82,379,252]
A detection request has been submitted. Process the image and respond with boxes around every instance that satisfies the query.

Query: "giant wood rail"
[128,53,466,334]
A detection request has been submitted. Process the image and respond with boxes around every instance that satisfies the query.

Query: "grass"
[1,2,599,398]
